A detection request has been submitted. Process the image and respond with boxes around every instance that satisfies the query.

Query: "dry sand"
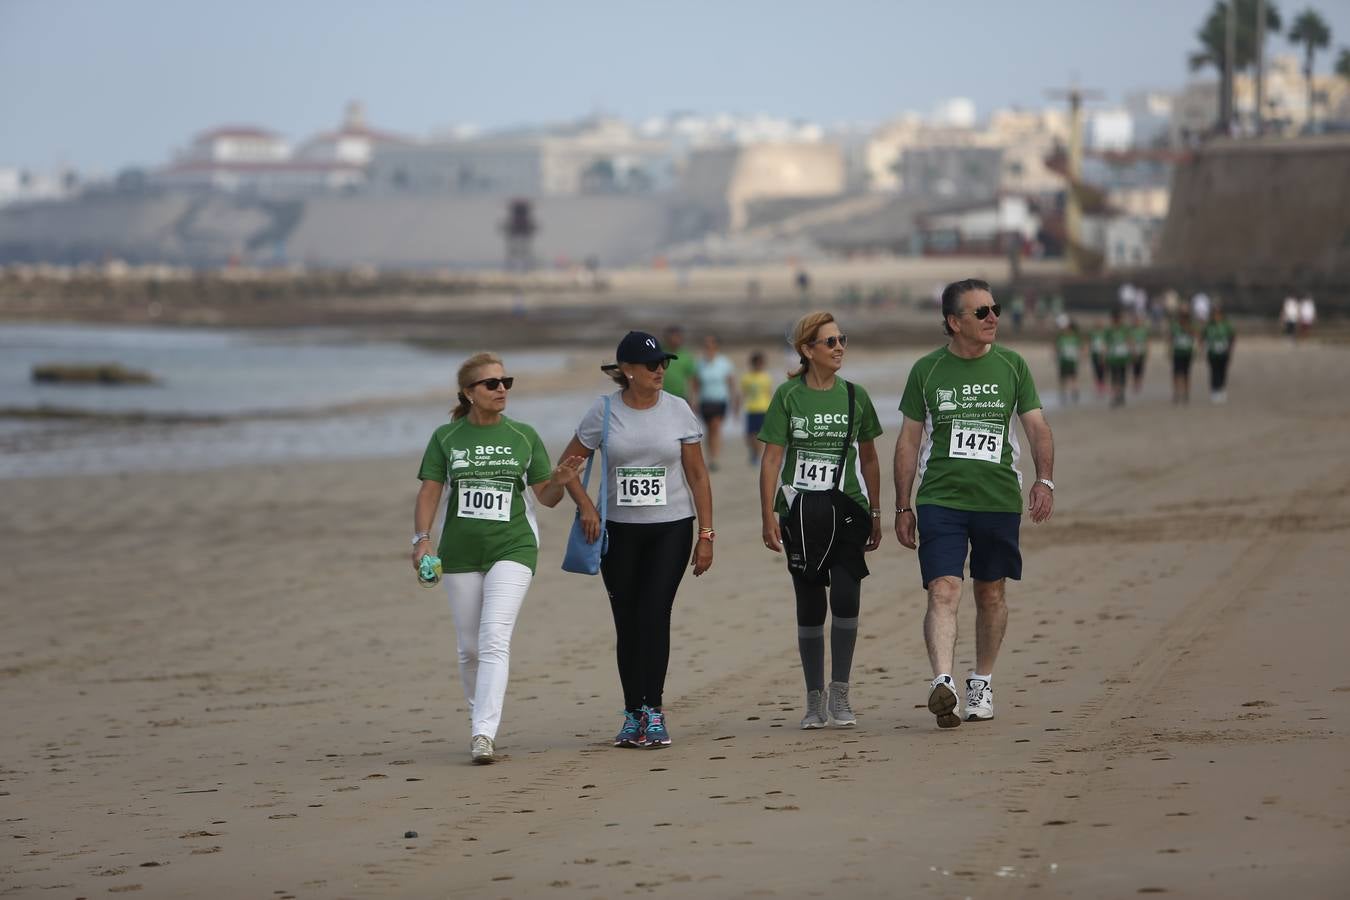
[2,336,1348,898]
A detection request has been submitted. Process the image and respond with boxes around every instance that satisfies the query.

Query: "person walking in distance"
[759,312,884,730]
[1169,307,1198,404]
[1203,307,1236,404]
[557,332,715,748]
[411,353,586,764]
[694,333,740,471]
[661,325,699,408]
[1087,321,1108,398]
[893,279,1055,728]
[1104,308,1132,408]
[740,350,774,465]
[1052,315,1082,406]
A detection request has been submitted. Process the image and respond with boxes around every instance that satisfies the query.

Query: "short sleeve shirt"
[576,391,703,524]
[758,377,883,517]
[1204,321,1235,357]
[898,345,1041,514]
[417,416,551,574]
[1055,333,1081,363]
[1105,326,1132,365]
[695,354,735,404]
[1171,322,1196,355]
[740,371,774,414]
[663,353,697,399]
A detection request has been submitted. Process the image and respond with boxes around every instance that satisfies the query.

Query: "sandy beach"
[3,333,1348,898]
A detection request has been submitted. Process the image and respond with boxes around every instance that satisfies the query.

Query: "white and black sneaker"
[964,677,994,722]
[927,675,961,729]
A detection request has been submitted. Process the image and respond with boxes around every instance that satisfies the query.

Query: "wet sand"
[2,336,1348,898]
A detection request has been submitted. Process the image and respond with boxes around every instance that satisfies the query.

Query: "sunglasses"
[468,376,514,391]
[964,304,1002,320]
[808,334,848,349]
[642,358,672,372]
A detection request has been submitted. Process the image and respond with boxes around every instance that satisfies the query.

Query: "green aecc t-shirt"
[417,416,551,574]
[757,376,883,517]
[898,345,1042,514]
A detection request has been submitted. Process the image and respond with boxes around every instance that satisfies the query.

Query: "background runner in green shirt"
[410,352,584,764]
[1169,309,1198,404]
[660,325,698,404]
[1053,318,1082,406]
[1203,310,1237,404]
[1103,309,1132,407]
[894,279,1055,731]
[759,312,882,732]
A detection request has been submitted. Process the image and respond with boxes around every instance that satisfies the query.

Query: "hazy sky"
[4,0,1350,172]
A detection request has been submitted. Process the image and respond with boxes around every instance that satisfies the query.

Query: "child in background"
[740,351,773,464]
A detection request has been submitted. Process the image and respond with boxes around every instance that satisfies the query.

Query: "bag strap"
[834,380,855,490]
[596,394,611,521]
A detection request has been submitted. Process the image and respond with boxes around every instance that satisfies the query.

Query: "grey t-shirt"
[576,390,703,524]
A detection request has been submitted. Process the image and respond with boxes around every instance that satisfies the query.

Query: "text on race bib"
[792,449,841,491]
[616,466,667,506]
[948,419,1005,464]
[456,478,512,522]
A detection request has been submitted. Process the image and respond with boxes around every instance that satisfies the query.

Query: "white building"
[0,166,82,207]
[1086,109,1134,151]
[370,116,672,196]
[155,104,409,194]
[916,195,1040,255]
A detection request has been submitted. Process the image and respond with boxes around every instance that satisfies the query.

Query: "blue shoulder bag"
[561,395,610,575]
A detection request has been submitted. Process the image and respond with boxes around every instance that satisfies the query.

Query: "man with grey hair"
[893,278,1056,728]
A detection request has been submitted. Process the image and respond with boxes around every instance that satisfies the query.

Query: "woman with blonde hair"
[411,352,584,764]
[757,312,883,730]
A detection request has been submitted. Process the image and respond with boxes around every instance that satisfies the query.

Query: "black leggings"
[791,566,861,626]
[600,517,693,711]
[1208,354,1230,391]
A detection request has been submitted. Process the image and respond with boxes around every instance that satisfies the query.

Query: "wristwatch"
[1036,478,1055,492]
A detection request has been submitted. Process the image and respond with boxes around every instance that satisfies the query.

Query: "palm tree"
[1338,47,1350,82]
[1190,0,1283,75]
[1288,9,1332,125]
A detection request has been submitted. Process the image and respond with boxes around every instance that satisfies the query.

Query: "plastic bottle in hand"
[417,554,442,587]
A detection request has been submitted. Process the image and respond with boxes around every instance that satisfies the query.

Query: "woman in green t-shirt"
[758,312,883,731]
[1202,308,1237,404]
[412,352,585,764]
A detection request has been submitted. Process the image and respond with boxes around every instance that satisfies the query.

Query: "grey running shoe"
[965,677,994,721]
[927,675,961,729]
[826,681,856,727]
[800,689,827,729]
[470,734,496,764]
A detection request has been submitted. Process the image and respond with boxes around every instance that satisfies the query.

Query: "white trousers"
[443,560,532,740]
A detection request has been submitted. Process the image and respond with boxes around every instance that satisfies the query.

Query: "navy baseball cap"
[610,331,677,366]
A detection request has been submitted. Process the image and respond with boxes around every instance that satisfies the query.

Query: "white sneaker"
[927,675,961,729]
[964,677,994,722]
[470,734,496,764]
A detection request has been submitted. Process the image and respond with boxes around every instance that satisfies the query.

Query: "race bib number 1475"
[948,420,1005,463]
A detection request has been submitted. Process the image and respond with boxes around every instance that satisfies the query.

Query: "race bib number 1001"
[616,466,667,506]
[948,420,1005,463]
[456,478,512,521]
[792,449,841,491]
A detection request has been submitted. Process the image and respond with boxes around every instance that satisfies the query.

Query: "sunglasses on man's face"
[642,358,672,372]
[964,304,1002,320]
[468,376,514,391]
[808,334,848,349]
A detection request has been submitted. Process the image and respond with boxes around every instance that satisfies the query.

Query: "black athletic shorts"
[1172,352,1193,376]
[700,401,728,422]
